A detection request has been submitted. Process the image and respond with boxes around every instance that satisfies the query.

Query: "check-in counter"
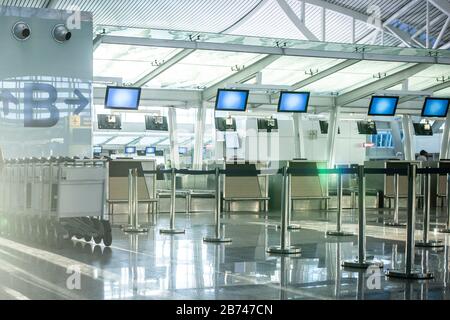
[107,159,157,226]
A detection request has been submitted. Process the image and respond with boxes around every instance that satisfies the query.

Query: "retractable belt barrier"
[142,166,450,275]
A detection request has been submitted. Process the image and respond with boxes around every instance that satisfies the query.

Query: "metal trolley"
[0,157,112,247]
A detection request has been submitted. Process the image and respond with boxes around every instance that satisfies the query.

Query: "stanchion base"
[203,237,232,243]
[384,222,406,227]
[438,228,450,234]
[326,231,354,237]
[267,246,301,255]
[342,260,384,269]
[160,229,185,234]
[287,224,302,230]
[123,227,148,233]
[386,269,434,280]
[415,240,444,248]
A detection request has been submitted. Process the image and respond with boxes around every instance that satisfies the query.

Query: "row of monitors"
[217,90,450,118]
[93,146,188,156]
[320,120,432,136]
[104,86,450,118]
[97,115,168,131]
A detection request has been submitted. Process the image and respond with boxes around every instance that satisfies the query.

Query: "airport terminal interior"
[2,0,450,302]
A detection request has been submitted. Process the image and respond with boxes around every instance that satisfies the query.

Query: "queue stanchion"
[267,167,301,255]
[160,168,185,234]
[343,165,383,269]
[386,164,433,279]
[287,164,301,231]
[124,168,148,233]
[203,167,232,243]
[385,173,406,227]
[416,168,443,248]
[439,173,450,233]
[327,170,354,237]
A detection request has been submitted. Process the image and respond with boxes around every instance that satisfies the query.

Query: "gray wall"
[0,6,93,158]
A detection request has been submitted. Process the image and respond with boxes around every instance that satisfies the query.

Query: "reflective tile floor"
[0,208,450,300]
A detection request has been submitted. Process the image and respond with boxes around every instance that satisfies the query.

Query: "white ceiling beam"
[385,25,413,47]
[429,0,450,16]
[221,0,271,33]
[399,80,450,104]
[133,49,195,87]
[337,63,432,106]
[93,34,103,52]
[276,0,319,41]
[202,55,281,101]
[441,41,450,49]
[100,35,450,64]
[434,16,450,49]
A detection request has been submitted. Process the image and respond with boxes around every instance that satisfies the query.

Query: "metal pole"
[417,170,443,247]
[343,165,383,269]
[160,168,185,234]
[328,172,353,237]
[124,168,148,233]
[267,167,301,255]
[439,173,450,233]
[387,164,433,279]
[385,173,406,227]
[287,166,301,230]
[204,167,231,243]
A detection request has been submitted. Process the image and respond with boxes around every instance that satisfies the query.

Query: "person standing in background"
[417,150,429,162]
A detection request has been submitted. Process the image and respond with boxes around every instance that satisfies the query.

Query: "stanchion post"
[417,169,443,247]
[204,167,232,243]
[343,165,383,269]
[386,164,433,279]
[124,168,148,233]
[267,167,301,255]
[160,168,185,234]
[287,164,301,230]
[439,173,450,233]
[327,170,354,237]
[385,173,406,227]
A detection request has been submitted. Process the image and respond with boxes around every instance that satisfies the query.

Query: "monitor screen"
[146,147,156,155]
[105,86,141,111]
[278,92,310,113]
[215,89,249,112]
[413,123,433,136]
[125,146,136,154]
[319,121,340,134]
[179,147,188,155]
[421,97,450,118]
[215,117,236,132]
[145,116,169,131]
[155,150,164,157]
[257,118,278,132]
[357,121,377,135]
[97,114,122,130]
[93,146,102,154]
[368,96,399,116]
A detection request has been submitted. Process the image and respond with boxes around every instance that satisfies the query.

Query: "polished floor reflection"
[0,207,450,300]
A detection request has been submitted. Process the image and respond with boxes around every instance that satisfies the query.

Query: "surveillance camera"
[12,21,31,41]
[52,24,72,43]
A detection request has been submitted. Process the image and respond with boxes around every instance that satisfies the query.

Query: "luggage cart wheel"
[101,220,112,247]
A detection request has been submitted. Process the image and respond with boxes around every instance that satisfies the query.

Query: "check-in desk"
[107,159,157,227]
[222,163,270,213]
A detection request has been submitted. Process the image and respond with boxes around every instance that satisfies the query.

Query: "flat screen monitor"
[357,121,377,135]
[93,146,102,154]
[277,91,310,113]
[155,150,164,157]
[137,150,146,156]
[368,96,399,116]
[413,123,433,136]
[257,118,278,132]
[105,86,141,111]
[215,89,249,112]
[319,121,340,134]
[215,117,236,132]
[125,146,136,154]
[179,147,188,155]
[146,147,156,155]
[145,116,169,131]
[97,114,122,130]
[421,97,450,118]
